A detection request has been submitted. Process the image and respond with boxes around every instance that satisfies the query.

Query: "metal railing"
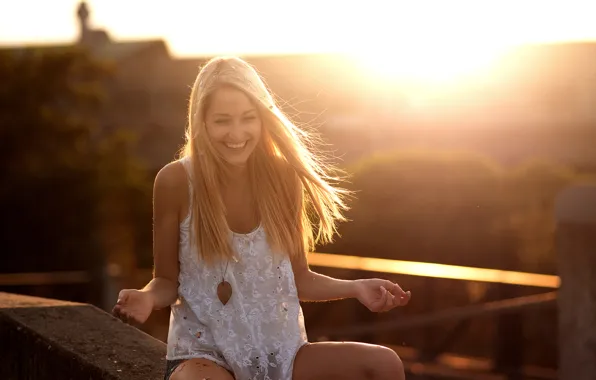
[309,253,559,288]
[0,252,560,288]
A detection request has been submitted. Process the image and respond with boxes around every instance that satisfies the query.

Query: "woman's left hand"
[354,279,411,312]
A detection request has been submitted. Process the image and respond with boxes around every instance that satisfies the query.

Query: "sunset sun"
[349,38,510,84]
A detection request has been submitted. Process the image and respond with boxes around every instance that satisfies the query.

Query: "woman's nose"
[227,121,247,140]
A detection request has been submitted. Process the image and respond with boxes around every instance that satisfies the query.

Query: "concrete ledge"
[0,292,166,379]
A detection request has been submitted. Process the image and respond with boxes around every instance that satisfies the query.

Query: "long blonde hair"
[181,56,348,264]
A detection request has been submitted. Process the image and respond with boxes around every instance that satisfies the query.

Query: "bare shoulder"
[155,160,187,189]
[154,160,190,205]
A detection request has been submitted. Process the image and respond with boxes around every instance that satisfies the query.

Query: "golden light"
[349,39,511,85]
[340,2,520,88]
[308,253,560,289]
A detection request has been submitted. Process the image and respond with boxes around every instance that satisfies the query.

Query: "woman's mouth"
[225,141,247,149]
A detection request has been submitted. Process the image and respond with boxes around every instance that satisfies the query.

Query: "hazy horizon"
[1,0,596,58]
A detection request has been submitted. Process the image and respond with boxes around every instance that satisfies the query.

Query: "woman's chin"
[218,146,256,167]
[221,155,251,168]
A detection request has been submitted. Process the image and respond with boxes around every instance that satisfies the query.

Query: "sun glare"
[350,40,510,85]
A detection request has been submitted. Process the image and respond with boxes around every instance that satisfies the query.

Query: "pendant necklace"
[217,260,232,305]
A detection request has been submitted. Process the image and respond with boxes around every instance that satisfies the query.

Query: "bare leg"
[170,358,234,380]
[292,342,405,380]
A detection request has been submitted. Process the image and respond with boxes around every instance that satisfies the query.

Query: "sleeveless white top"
[166,157,308,379]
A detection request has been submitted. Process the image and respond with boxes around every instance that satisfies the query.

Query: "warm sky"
[1,0,595,57]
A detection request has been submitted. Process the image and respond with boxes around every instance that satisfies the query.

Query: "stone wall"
[0,292,166,380]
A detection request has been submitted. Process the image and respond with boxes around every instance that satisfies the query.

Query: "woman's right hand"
[111,289,154,326]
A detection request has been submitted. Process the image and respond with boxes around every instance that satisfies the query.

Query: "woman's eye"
[215,119,229,125]
[244,116,256,121]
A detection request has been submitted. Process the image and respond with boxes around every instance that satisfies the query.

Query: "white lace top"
[166,157,308,379]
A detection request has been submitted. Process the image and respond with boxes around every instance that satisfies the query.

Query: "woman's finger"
[380,286,388,301]
[112,305,122,318]
[396,291,411,306]
[382,294,395,312]
[369,287,383,311]
[117,290,129,305]
[375,286,389,312]
[385,281,406,297]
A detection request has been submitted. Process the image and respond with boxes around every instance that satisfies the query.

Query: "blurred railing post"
[493,284,523,380]
[493,230,524,379]
[555,184,596,380]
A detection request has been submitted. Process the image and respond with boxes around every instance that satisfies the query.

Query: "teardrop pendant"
[217,280,233,305]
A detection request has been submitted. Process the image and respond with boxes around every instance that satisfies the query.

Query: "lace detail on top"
[166,157,308,380]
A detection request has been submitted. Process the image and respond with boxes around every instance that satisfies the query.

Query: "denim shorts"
[163,359,187,380]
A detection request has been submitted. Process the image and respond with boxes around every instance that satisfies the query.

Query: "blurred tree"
[329,149,506,268]
[0,47,152,291]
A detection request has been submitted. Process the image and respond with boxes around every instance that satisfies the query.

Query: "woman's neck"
[221,163,251,188]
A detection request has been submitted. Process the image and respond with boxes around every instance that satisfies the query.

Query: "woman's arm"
[112,161,187,323]
[140,161,188,310]
[292,257,410,311]
[290,252,356,301]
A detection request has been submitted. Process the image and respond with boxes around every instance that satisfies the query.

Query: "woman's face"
[204,86,262,166]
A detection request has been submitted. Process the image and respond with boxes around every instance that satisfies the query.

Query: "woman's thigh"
[292,341,405,380]
[169,358,234,380]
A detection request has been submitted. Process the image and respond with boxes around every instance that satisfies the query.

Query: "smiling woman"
[111,56,411,380]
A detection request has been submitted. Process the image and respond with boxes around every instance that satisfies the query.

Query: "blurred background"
[1,1,595,379]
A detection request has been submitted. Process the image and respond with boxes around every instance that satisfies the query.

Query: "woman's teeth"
[225,141,247,149]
